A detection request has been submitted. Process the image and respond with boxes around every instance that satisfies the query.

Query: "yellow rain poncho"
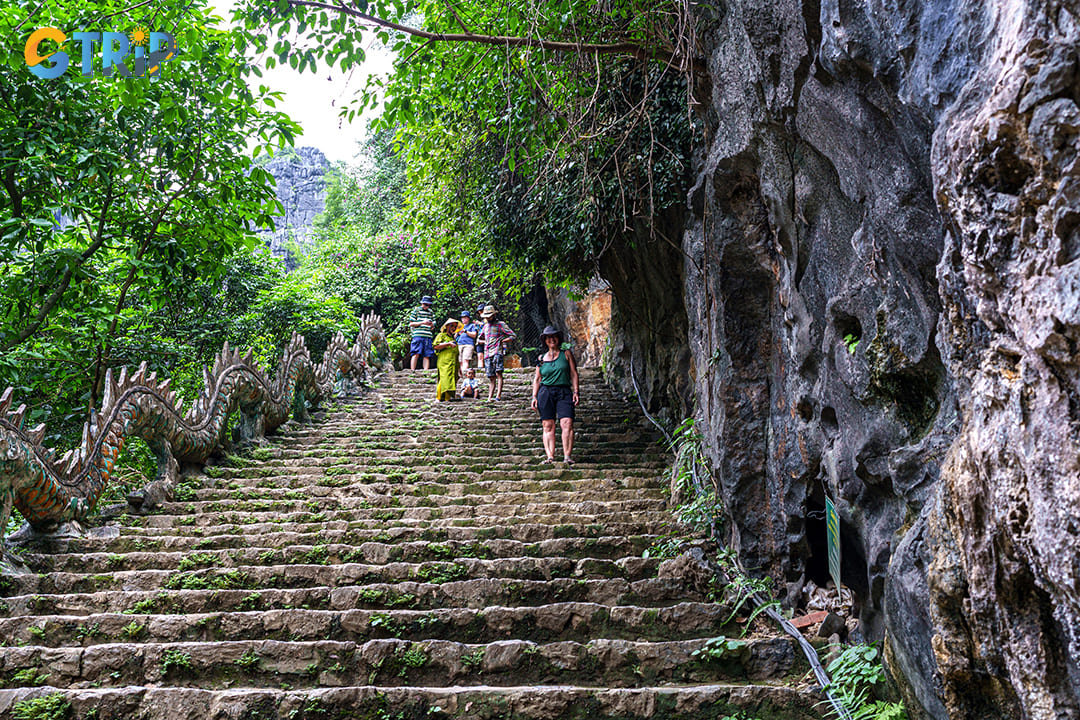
[434,320,461,401]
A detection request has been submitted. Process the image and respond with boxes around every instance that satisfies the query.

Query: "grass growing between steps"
[10,693,70,720]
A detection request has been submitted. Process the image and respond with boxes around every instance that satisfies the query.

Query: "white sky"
[210,1,393,165]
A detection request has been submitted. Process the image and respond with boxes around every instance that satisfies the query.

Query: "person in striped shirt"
[409,295,437,370]
[478,305,516,401]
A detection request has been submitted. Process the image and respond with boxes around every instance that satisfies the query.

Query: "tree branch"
[287,0,677,65]
[0,184,115,351]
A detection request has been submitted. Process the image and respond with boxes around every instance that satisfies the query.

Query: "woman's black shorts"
[537,385,575,421]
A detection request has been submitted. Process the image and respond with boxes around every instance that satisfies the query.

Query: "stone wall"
[594,1,1080,718]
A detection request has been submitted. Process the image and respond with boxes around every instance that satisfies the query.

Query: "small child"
[459,368,479,399]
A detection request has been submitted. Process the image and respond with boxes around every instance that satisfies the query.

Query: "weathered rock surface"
[257,146,330,269]
[592,1,1080,718]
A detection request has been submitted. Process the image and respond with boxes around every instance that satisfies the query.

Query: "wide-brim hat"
[480,304,497,319]
[540,325,563,342]
[421,295,434,305]
[441,318,461,332]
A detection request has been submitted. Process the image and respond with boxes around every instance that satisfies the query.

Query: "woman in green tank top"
[530,325,579,464]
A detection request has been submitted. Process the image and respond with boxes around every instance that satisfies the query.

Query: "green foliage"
[235,649,261,671]
[233,0,696,289]
[460,648,485,669]
[416,563,469,584]
[670,419,722,536]
[396,644,429,674]
[177,553,220,572]
[121,621,147,640]
[298,129,517,360]
[370,612,403,637]
[691,637,747,662]
[641,535,685,560]
[844,333,860,354]
[160,648,195,676]
[0,0,298,434]
[11,692,71,720]
[12,668,50,686]
[824,643,908,720]
[713,547,781,637]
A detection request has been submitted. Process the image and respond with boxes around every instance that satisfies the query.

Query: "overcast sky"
[210,2,393,165]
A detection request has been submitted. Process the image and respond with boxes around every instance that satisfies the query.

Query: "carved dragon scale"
[0,313,389,547]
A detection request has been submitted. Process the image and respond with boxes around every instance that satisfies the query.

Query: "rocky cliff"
[595,1,1080,718]
[257,146,331,269]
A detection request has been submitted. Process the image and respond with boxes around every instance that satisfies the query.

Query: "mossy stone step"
[0,601,744,647]
[32,533,667,559]
[152,496,669,519]
[109,519,670,544]
[186,485,667,506]
[2,576,706,616]
[12,554,665,595]
[0,683,821,720]
[33,536,664,573]
[123,516,674,539]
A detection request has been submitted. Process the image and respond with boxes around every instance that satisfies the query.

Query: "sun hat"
[420,295,434,305]
[480,305,497,319]
[441,318,461,332]
[540,325,563,342]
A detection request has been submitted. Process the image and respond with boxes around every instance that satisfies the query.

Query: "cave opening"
[804,494,832,589]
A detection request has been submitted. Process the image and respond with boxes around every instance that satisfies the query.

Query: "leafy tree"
[0,0,299,437]
[233,0,698,288]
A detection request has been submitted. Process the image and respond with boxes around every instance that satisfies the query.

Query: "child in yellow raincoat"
[434,318,461,401]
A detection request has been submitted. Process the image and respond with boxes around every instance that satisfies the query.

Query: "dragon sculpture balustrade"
[0,313,390,552]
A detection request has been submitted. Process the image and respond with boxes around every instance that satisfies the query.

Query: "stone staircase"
[0,369,817,719]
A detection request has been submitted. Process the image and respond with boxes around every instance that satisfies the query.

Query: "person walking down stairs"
[531,325,580,464]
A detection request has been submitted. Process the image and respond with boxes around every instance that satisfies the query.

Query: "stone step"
[2,576,705,616]
[10,555,664,595]
[198,469,667,488]
[0,683,820,720]
[0,636,803,690]
[1,601,740,646]
[32,536,665,573]
[150,496,669,519]
[34,532,669,558]
[0,369,820,718]
[95,520,671,545]
[185,485,667,506]
[120,517,674,539]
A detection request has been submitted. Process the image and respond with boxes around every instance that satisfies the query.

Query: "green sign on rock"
[826,496,841,594]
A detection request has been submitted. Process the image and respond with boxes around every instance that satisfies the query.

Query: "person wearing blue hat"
[408,295,436,370]
[456,309,479,374]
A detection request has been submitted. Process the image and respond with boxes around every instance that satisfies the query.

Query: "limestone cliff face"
[546,281,613,368]
[595,1,1080,718]
[257,147,330,269]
